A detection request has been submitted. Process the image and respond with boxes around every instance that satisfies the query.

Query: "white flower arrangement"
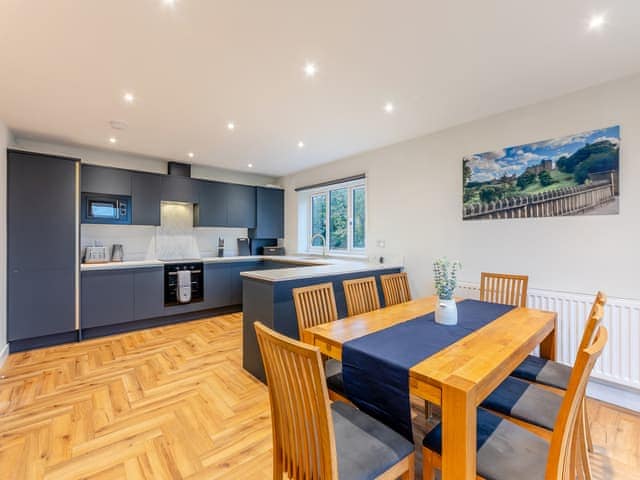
[433,258,462,300]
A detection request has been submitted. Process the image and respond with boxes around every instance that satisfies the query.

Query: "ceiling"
[1,1,639,177]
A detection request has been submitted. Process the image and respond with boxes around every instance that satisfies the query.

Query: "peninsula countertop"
[239,256,403,282]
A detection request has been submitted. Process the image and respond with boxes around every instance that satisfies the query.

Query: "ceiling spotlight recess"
[384,102,394,114]
[123,92,135,103]
[588,14,606,31]
[304,62,317,77]
[247,163,253,168]
[109,137,117,144]
[227,122,235,131]
[188,152,194,158]
[297,141,305,148]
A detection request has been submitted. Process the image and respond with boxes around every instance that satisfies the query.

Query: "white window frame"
[307,179,366,254]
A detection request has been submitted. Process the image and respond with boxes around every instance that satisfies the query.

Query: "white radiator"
[457,282,640,395]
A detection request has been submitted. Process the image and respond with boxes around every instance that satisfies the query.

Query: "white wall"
[280,73,640,301]
[10,137,277,186]
[0,121,10,364]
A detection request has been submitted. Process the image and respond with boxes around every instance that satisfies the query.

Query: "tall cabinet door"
[8,150,78,341]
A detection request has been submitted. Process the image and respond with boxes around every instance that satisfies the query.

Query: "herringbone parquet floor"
[0,313,639,479]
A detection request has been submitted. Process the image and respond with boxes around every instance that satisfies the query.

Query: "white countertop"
[80,254,402,280]
[239,258,403,282]
[80,255,331,271]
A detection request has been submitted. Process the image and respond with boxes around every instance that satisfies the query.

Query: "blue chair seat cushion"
[481,376,562,430]
[332,401,414,480]
[325,359,346,395]
[423,409,549,480]
[512,355,572,390]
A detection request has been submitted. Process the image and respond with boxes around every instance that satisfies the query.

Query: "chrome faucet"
[311,233,327,257]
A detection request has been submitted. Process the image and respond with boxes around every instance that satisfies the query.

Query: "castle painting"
[462,126,620,220]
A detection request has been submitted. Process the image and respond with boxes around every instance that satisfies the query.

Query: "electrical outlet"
[376,240,386,248]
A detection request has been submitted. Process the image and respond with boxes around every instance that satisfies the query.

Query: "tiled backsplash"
[81,202,249,261]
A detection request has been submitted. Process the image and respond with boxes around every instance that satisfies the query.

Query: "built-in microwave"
[81,193,132,224]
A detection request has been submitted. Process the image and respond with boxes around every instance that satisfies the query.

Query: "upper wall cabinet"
[227,184,257,228]
[131,172,162,226]
[250,187,284,239]
[161,175,198,203]
[81,164,131,195]
[194,180,228,227]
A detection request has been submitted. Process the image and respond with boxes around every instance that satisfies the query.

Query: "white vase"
[435,298,458,325]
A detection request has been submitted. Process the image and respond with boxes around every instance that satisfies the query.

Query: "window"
[308,181,366,253]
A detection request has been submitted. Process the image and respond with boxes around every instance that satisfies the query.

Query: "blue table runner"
[341,299,515,440]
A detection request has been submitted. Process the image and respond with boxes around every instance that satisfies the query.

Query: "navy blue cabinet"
[161,175,198,203]
[133,268,164,320]
[81,270,135,328]
[81,164,131,195]
[195,180,228,227]
[250,187,284,239]
[229,261,262,304]
[227,184,256,228]
[132,172,162,226]
[8,150,78,343]
[204,264,231,308]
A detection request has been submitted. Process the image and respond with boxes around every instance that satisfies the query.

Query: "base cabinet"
[133,268,164,320]
[81,270,135,328]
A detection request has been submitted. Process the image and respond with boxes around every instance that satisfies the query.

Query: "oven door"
[82,194,131,224]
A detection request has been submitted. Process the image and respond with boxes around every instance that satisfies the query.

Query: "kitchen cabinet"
[81,270,134,328]
[203,263,231,308]
[161,175,198,203]
[249,187,284,239]
[227,184,256,227]
[81,164,131,195]
[7,150,78,342]
[195,180,228,227]
[133,268,164,320]
[131,172,162,225]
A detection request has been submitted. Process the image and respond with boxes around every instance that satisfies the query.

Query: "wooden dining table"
[304,296,557,480]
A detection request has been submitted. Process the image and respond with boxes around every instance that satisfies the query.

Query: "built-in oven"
[164,262,204,306]
[81,193,131,224]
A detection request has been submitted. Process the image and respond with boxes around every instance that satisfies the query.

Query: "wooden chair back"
[254,321,338,479]
[380,272,412,306]
[479,272,529,307]
[343,276,381,316]
[577,291,607,353]
[546,313,608,479]
[293,283,338,343]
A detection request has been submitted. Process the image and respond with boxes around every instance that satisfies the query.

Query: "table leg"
[442,381,476,480]
[540,320,557,361]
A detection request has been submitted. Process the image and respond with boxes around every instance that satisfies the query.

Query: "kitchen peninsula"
[240,257,402,382]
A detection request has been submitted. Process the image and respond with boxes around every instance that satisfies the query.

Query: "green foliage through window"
[329,189,348,249]
[311,194,326,246]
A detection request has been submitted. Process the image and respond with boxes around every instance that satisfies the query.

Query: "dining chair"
[292,282,346,402]
[343,276,381,316]
[254,321,415,480]
[480,300,605,480]
[422,325,608,480]
[479,272,529,307]
[380,272,412,306]
[510,291,607,455]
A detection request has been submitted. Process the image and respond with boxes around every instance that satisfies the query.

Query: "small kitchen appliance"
[237,237,250,256]
[83,246,109,264]
[81,193,131,225]
[217,237,225,257]
[111,244,124,262]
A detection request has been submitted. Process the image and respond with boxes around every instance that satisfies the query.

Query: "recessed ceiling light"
[162,0,176,6]
[123,92,135,103]
[188,152,194,158]
[383,102,394,113]
[298,141,305,148]
[227,122,235,131]
[588,14,606,31]
[109,137,117,144]
[248,163,253,168]
[304,62,317,77]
